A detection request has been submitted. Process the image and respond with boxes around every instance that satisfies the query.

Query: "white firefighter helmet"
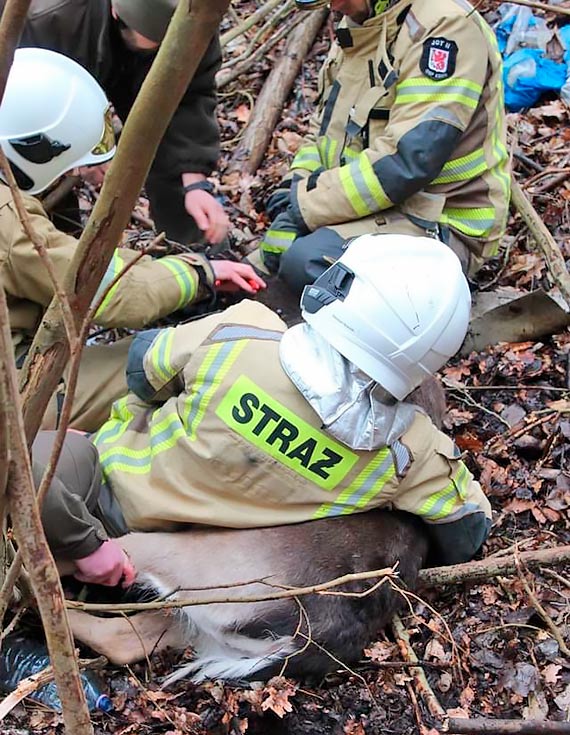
[300,234,471,400]
[0,48,115,195]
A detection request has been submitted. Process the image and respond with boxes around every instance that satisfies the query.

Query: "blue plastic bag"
[503,48,566,111]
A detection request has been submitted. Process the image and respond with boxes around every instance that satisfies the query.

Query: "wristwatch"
[182,180,215,195]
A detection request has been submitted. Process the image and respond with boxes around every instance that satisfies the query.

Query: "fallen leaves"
[260,677,297,718]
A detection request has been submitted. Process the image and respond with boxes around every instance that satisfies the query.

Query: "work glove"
[259,208,301,274]
[265,184,291,220]
[265,173,305,220]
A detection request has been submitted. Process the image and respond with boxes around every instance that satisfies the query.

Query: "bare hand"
[211,260,267,295]
[73,539,136,588]
[184,189,230,245]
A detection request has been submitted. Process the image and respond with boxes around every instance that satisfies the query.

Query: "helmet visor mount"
[91,105,115,157]
[301,262,355,315]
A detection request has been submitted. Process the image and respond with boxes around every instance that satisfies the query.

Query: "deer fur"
[67,510,428,684]
[65,377,443,684]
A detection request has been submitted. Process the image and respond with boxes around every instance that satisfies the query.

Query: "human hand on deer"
[73,539,136,588]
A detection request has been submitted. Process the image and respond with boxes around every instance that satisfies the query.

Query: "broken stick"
[419,544,570,587]
[226,8,327,176]
[444,717,570,734]
[510,179,570,307]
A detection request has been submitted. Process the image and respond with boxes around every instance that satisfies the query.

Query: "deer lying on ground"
[64,379,444,685]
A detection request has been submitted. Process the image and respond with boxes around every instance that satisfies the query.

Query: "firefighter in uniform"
[2,0,229,245]
[37,236,492,586]
[0,49,264,432]
[257,0,510,293]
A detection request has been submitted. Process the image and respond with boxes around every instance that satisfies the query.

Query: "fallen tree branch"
[392,613,446,720]
[227,7,327,176]
[516,557,570,656]
[490,0,570,16]
[444,718,570,734]
[419,545,570,587]
[217,13,306,89]
[220,0,284,48]
[65,566,397,613]
[510,178,570,307]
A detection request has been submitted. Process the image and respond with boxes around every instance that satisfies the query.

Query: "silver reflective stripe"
[392,439,411,476]
[209,325,284,342]
[424,502,483,524]
[404,9,424,41]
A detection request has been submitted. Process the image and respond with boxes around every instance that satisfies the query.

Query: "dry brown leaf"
[542,663,562,685]
[261,677,297,718]
[364,640,398,662]
[425,638,447,662]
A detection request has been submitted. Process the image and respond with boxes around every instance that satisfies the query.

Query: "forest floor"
[3,2,570,734]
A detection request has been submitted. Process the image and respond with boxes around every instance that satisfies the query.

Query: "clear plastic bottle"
[0,634,113,713]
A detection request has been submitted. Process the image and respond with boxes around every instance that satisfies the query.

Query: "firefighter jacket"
[0,185,214,355]
[5,0,221,180]
[280,0,510,260]
[91,300,492,565]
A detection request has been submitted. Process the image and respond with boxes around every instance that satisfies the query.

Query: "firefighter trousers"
[39,337,131,433]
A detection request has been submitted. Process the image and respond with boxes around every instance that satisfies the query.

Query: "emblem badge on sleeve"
[420,37,458,81]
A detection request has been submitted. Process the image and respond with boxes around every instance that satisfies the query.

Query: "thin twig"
[0,148,78,345]
[220,0,285,47]
[516,555,570,657]
[65,566,398,613]
[488,0,570,16]
[392,613,446,720]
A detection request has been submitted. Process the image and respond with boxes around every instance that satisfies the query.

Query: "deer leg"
[67,608,184,665]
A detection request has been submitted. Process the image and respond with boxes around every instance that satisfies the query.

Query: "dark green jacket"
[3,0,221,179]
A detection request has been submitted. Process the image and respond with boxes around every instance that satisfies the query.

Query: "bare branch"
[0,148,79,345]
[0,286,93,735]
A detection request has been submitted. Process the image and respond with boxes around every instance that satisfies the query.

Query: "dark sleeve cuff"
[126,328,162,401]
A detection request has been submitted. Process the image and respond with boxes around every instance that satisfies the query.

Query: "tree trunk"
[227,8,327,176]
[0,288,93,735]
[0,0,32,101]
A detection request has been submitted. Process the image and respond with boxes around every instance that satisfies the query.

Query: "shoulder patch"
[420,37,457,80]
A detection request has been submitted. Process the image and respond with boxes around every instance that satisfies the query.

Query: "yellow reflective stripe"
[262,228,296,254]
[94,251,124,318]
[148,328,176,384]
[342,146,360,162]
[395,77,482,111]
[92,396,133,447]
[339,154,391,217]
[318,137,338,169]
[418,463,471,520]
[313,447,394,519]
[441,206,496,237]
[397,77,483,94]
[183,339,248,440]
[291,144,322,172]
[98,411,186,476]
[433,147,488,184]
[395,90,478,110]
[160,257,196,309]
[98,341,249,477]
